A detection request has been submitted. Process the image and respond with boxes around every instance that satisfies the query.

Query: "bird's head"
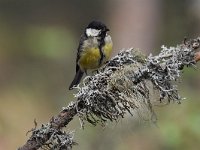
[85,20,109,38]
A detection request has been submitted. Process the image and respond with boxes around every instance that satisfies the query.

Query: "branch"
[18,37,200,150]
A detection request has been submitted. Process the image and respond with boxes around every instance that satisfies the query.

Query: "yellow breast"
[79,47,101,70]
[78,36,113,71]
[103,43,113,61]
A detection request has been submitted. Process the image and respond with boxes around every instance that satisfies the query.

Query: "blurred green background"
[0,0,200,150]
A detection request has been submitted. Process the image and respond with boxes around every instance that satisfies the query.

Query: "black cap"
[87,20,109,31]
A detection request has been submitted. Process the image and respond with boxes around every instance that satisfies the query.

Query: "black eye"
[106,28,109,32]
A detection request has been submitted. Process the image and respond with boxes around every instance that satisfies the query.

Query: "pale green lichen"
[73,38,199,127]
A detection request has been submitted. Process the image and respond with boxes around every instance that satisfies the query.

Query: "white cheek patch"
[86,28,101,37]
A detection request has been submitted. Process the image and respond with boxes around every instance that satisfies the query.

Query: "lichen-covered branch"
[18,105,77,150]
[19,37,200,150]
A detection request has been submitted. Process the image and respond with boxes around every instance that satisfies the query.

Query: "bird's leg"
[84,70,88,75]
[92,69,99,74]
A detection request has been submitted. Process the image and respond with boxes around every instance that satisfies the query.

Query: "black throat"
[98,33,106,65]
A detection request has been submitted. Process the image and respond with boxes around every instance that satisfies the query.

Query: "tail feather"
[69,69,84,90]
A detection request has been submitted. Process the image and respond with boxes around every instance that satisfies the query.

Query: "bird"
[69,20,113,90]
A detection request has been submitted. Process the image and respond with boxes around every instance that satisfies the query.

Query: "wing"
[76,34,87,72]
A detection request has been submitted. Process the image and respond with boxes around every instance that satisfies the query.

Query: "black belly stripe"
[98,38,105,66]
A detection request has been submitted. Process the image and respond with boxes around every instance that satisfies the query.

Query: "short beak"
[106,28,110,32]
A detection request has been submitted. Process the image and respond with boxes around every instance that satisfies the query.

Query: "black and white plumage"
[69,21,113,90]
